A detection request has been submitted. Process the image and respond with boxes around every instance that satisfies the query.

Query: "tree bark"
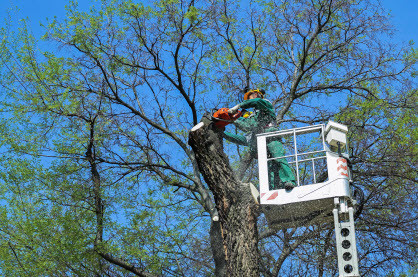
[189,120,260,277]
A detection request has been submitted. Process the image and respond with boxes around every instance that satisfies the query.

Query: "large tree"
[0,0,416,276]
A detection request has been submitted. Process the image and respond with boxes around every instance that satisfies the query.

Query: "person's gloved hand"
[228,104,240,114]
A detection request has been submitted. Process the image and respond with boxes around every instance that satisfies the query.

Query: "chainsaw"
[211,108,242,130]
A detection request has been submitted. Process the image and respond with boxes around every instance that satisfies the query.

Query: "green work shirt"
[234,98,276,133]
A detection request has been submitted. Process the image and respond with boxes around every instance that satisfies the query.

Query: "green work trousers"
[267,139,295,189]
[224,130,295,189]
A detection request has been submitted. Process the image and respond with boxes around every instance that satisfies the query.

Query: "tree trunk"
[189,120,260,277]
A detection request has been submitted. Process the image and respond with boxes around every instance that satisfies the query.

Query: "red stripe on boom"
[338,165,348,171]
[267,191,278,200]
[337,158,347,163]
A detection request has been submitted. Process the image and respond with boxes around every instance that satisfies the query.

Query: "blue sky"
[1,0,417,44]
[381,0,418,42]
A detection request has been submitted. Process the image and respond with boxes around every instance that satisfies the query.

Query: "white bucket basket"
[256,121,352,229]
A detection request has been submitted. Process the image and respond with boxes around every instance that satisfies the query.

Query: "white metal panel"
[260,178,351,206]
[257,135,269,194]
[261,180,351,229]
[327,152,350,181]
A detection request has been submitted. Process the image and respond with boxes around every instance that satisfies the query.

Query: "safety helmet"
[243,88,266,100]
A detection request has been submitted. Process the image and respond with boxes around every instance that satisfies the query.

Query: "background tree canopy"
[0,0,416,276]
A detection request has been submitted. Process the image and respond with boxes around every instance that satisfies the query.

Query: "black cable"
[351,182,365,220]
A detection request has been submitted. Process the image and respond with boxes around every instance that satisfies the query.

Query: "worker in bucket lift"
[224,89,296,190]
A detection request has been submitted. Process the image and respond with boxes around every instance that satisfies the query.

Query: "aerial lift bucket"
[256,121,360,277]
